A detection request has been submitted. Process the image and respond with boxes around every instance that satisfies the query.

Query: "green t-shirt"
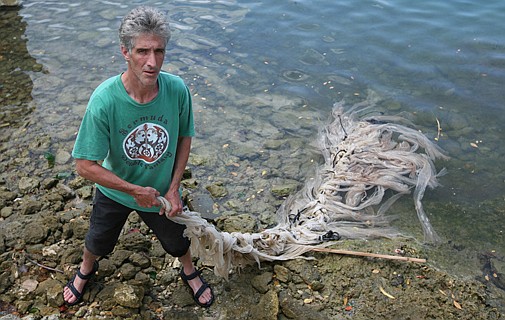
[72,71,195,212]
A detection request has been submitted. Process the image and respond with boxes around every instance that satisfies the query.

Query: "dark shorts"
[85,188,190,257]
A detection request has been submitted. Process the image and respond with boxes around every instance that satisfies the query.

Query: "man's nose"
[146,50,157,67]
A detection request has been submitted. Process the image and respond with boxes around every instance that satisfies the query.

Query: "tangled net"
[160,99,449,279]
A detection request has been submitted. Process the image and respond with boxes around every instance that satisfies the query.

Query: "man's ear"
[120,45,130,61]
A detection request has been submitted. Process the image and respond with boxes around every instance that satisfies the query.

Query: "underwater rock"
[0,0,21,7]
[205,183,228,198]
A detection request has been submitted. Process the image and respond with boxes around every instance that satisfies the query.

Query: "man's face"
[122,34,166,88]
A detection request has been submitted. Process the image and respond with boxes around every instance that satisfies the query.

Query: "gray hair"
[119,6,171,52]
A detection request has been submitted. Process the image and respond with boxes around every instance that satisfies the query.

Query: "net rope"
[158,99,448,279]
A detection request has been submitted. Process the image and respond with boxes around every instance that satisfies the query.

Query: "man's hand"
[132,186,160,208]
[159,189,183,217]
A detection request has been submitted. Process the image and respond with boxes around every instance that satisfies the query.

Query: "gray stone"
[274,265,291,283]
[63,216,88,240]
[119,232,151,252]
[0,314,21,320]
[23,222,47,244]
[76,185,93,199]
[37,278,63,307]
[250,289,279,320]
[20,200,42,215]
[55,149,71,165]
[187,192,220,220]
[0,272,13,294]
[119,263,140,280]
[129,252,151,269]
[171,285,195,307]
[0,188,17,202]
[41,178,58,190]
[110,249,133,267]
[0,206,13,218]
[251,272,273,294]
[113,283,144,308]
[18,177,40,194]
[216,213,257,233]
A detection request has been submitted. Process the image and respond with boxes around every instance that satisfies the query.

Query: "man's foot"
[63,260,99,306]
[180,267,214,308]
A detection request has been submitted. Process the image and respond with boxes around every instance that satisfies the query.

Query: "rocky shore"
[0,153,504,319]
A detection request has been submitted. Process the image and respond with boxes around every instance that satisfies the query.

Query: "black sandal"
[64,260,99,306]
[180,267,214,308]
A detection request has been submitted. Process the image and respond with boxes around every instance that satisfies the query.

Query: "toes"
[199,288,213,304]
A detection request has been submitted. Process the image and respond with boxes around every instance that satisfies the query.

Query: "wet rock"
[274,265,291,283]
[110,249,133,267]
[130,252,151,269]
[54,183,76,200]
[189,154,209,166]
[19,199,42,215]
[279,291,328,320]
[14,300,32,315]
[60,247,83,264]
[18,177,40,194]
[23,222,48,244]
[68,176,89,189]
[95,282,118,310]
[55,149,71,165]
[171,285,196,307]
[216,213,256,233]
[0,236,5,253]
[41,178,59,190]
[0,187,17,203]
[37,278,63,307]
[251,272,273,294]
[0,0,22,7]
[133,271,152,288]
[118,263,140,280]
[113,283,144,308]
[111,305,140,318]
[251,289,279,320]
[271,182,298,197]
[187,192,216,218]
[118,232,152,252]
[181,178,198,189]
[96,258,116,278]
[75,185,93,199]
[0,272,13,294]
[205,183,227,198]
[1,206,13,218]
[62,216,88,240]
[263,139,284,150]
[20,278,38,292]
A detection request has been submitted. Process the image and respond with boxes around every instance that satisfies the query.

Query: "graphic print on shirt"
[123,123,169,163]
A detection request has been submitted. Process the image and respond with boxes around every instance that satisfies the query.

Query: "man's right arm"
[75,159,160,208]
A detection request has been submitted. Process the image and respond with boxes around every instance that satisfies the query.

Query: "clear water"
[8,0,505,277]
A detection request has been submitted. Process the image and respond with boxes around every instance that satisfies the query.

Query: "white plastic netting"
[159,99,448,279]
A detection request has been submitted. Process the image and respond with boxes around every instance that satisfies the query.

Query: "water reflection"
[0,6,43,128]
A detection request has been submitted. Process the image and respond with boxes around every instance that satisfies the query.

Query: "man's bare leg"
[179,250,213,305]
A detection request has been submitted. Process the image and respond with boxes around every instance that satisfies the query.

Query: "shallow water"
[2,0,504,279]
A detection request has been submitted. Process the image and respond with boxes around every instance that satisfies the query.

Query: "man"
[63,6,214,308]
